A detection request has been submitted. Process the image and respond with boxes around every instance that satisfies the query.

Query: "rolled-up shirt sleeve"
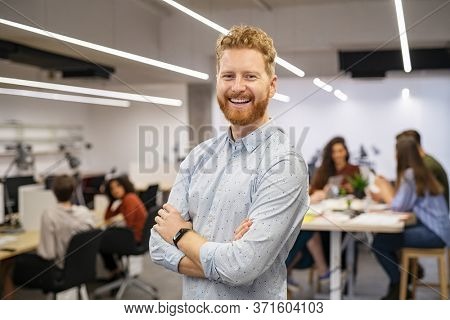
[149,229,185,272]
[200,154,309,286]
[149,159,191,272]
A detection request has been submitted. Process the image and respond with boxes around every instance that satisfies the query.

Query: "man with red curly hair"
[151,25,309,299]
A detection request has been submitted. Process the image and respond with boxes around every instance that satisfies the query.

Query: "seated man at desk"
[1,174,94,299]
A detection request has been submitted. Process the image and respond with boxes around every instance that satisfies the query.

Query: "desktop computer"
[19,184,56,231]
[3,175,36,215]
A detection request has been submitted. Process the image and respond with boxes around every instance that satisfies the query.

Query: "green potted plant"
[348,173,369,199]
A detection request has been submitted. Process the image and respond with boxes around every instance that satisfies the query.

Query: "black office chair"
[138,184,159,210]
[13,229,102,299]
[93,206,159,299]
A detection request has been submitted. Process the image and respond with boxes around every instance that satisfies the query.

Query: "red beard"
[217,92,269,126]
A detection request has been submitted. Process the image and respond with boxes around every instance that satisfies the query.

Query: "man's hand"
[233,218,252,240]
[154,203,192,245]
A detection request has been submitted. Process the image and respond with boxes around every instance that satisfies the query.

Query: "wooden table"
[301,205,413,300]
[0,231,39,261]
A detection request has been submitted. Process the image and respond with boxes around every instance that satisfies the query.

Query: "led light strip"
[0,77,183,107]
[394,0,412,73]
[313,78,333,92]
[273,93,290,103]
[333,90,348,102]
[0,18,209,80]
[0,87,130,107]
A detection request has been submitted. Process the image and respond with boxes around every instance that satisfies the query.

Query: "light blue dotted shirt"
[150,123,309,299]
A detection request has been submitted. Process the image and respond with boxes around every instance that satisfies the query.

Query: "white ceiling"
[151,0,388,12]
[0,0,448,87]
[0,23,202,85]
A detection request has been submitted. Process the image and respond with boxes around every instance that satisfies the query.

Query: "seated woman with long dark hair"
[310,136,360,202]
[287,137,360,289]
[101,175,147,280]
[372,137,450,299]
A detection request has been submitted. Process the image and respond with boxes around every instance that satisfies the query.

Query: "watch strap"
[173,228,191,248]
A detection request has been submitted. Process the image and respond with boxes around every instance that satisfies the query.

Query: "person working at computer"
[1,174,94,299]
[100,175,147,281]
[371,136,450,299]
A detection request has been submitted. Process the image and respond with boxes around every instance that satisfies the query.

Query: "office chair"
[13,229,102,299]
[138,184,159,209]
[81,174,106,209]
[93,206,159,299]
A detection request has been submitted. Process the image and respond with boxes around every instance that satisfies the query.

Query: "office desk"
[0,209,104,262]
[0,231,39,261]
[301,209,412,300]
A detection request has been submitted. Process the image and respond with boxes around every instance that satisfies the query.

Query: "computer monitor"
[44,175,56,190]
[3,175,36,214]
[82,174,105,209]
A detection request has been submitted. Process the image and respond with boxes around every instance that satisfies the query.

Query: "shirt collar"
[226,120,280,153]
[57,204,74,214]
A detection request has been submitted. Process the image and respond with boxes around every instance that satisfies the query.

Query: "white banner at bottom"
[1,300,447,320]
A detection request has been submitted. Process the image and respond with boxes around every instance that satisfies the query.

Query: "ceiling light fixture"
[313,78,333,93]
[273,93,290,103]
[0,76,183,107]
[0,18,209,80]
[160,0,305,78]
[402,88,410,99]
[394,0,412,73]
[334,90,348,102]
[0,87,130,107]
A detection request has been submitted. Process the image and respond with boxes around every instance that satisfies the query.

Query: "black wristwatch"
[173,228,191,248]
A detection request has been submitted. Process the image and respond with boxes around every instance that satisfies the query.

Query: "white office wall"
[212,74,450,180]
[83,83,189,188]
[0,94,91,176]
[0,83,189,188]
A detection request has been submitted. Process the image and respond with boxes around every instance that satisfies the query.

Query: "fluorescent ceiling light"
[161,0,228,35]
[0,77,183,107]
[273,93,290,103]
[402,88,410,99]
[0,18,209,80]
[160,0,305,78]
[334,90,348,102]
[274,57,305,78]
[0,87,130,107]
[313,78,333,92]
[394,0,412,73]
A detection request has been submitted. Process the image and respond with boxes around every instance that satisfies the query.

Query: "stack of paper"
[347,213,402,226]
[0,235,17,246]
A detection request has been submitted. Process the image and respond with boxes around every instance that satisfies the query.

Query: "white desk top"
[301,210,413,233]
